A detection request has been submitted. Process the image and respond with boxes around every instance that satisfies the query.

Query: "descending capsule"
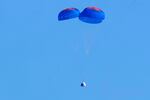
[81,82,87,87]
[58,8,80,21]
[79,6,105,24]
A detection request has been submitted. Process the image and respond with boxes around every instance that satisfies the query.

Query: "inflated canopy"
[79,6,105,24]
[58,8,80,21]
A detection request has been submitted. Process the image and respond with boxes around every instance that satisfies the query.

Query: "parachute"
[58,6,105,24]
[58,8,80,21]
[79,6,105,24]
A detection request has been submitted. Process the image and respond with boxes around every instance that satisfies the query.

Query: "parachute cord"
[81,32,92,81]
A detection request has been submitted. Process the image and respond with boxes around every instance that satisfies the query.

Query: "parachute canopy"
[58,8,80,21]
[79,6,105,24]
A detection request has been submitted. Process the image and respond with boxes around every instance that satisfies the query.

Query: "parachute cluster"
[57,2,106,88]
[58,6,105,24]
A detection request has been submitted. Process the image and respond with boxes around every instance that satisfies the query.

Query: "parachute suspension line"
[81,32,92,81]
[84,32,91,57]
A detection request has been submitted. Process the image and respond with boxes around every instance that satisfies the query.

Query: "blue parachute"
[79,6,105,24]
[58,7,105,24]
[58,8,80,21]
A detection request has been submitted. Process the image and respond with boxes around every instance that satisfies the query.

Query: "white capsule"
[81,82,86,87]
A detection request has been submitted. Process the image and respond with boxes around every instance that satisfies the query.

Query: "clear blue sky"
[0,0,150,100]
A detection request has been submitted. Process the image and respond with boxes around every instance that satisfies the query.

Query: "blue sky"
[0,0,150,100]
